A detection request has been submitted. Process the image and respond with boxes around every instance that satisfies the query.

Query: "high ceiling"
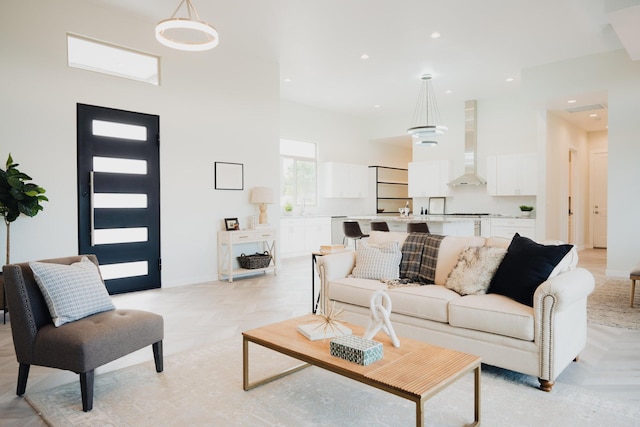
[90,0,640,132]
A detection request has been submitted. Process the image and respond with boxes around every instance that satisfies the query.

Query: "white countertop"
[346,215,476,223]
[345,214,535,222]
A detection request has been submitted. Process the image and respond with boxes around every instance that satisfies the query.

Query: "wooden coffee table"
[242,314,481,426]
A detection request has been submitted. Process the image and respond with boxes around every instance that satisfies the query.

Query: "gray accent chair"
[3,255,164,412]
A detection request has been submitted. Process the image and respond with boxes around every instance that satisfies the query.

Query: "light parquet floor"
[0,249,638,426]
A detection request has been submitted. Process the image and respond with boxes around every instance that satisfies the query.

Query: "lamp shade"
[250,187,274,204]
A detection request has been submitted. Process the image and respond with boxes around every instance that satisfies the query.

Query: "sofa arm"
[315,251,356,313]
[533,267,594,382]
[533,267,595,312]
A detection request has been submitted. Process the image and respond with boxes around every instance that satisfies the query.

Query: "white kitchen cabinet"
[322,162,368,198]
[489,218,536,240]
[280,218,305,255]
[408,160,451,198]
[304,217,332,253]
[480,218,491,238]
[280,217,332,257]
[487,153,537,196]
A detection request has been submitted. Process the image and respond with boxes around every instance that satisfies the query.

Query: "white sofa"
[316,231,595,391]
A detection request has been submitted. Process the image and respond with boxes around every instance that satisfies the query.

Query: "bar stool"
[630,261,640,308]
[370,221,389,232]
[343,221,369,248]
[407,222,430,233]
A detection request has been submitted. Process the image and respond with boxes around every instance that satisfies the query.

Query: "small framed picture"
[225,218,239,231]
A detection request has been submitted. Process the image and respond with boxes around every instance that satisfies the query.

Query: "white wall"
[280,100,411,216]
[0,0,280,286]
[523,49,640,276]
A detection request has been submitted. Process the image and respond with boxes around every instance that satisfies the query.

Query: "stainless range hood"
[448,100,487,186]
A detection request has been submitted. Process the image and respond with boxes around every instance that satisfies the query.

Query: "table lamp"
[250,187,274,225]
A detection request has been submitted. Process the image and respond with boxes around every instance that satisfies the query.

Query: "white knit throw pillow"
[30,257,115,327]
[352,241,402,280]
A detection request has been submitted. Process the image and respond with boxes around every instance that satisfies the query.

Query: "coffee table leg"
[415,364,481,427]
[243,337,310,391]
[473,364,481,426]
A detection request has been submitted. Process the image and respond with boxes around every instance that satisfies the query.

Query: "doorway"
[77,104,161,294]
[590,151,608,248]
[567,148,577,244]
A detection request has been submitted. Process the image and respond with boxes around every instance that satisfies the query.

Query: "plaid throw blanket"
[400,233,445,284]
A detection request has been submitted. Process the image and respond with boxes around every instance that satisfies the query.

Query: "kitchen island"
[345,215,477,237]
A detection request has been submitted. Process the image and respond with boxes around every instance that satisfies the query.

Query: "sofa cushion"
[488,233,573,307]
[351,241,402,280]
[541,240,579,277]
[30,257,115,327]
[448,294,534,341]
[445,246,507,295]
[387,285,460,323]
[434,236,486,286]
[368,230,408,247]
[328,277,388,309]
[485,236,511,248]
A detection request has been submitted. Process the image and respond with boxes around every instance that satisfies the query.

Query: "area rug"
[26,338,639,427]
[588,279,639,330]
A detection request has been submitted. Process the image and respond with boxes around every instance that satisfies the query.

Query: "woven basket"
[237,251,272,269]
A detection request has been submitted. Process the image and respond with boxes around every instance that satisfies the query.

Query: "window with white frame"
[280,139,317,210]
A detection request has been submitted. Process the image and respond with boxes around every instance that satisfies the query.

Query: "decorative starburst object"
[315,302,347,340]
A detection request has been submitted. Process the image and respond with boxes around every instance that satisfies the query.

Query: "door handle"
[90,171,95,246]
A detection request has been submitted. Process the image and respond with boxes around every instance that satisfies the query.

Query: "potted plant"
[519,205,534,218]
[283,202,293,215]
[0,154,48,265]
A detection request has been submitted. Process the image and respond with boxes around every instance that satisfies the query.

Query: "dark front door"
[77,104,160,294]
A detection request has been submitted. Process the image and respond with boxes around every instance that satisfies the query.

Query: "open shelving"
[369,165,412,215]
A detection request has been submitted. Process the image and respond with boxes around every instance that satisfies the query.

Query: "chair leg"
[80,370,94,412]
[16,363,30,396]
[153,341,164,372]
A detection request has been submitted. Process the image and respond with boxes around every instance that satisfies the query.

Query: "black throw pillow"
[488,233,573,307]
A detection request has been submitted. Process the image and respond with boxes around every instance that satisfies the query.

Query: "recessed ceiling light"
[430,32,441,39]
[505,77,514,82]
[589,113,598,117]
[283,78,292,83]
[360,54,369,60]
[373,104,381,108]
[445,90,453,94]
[567,99,577,104]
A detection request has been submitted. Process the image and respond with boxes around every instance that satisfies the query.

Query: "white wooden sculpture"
[363,290,400,348]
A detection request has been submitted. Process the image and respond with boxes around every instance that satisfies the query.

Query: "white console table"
[217,229,277,282]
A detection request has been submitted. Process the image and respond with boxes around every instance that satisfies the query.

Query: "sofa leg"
[538,378,554,392]
[153,340,164,372]
[16,363,30,396]
[80,370,94,412]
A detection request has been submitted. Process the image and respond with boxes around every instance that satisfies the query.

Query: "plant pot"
[520,211,531,218]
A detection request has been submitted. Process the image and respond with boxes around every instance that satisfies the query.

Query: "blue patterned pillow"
[30,257,115,327]
[352,241,402,280]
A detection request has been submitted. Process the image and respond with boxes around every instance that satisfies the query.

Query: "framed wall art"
[215,162,244,190]
[428,197,446,215]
